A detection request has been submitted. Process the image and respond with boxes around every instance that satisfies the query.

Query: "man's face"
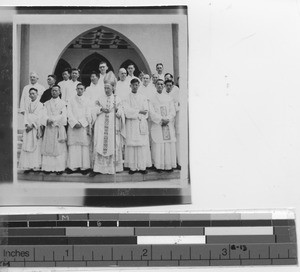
[119,69,127,81]
[76,85,85,96]
[143,75,150,86]
[71,71,79,81]
[99,63,108,75]
[152,74,158,84]
[127,65,135,76]
[104,83,113,96]
[156,65,163,74]
[29,90,38,101]
[164,74,172,81]
[51,86,60,98]
[139,72,144,81]
[30,74,38,85]
[165,82,173,92]
[47,76,55,87]
[62,71,70,81]
[155,81,164,93]
[90,74,99,84]
[130,82,140,93]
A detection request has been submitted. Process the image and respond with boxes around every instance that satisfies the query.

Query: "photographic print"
[1,6,190,206]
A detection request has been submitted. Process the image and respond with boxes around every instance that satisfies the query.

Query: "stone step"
[17,169,181,183]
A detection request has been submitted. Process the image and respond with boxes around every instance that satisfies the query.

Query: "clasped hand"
[139,110,148,115]
[101,108,110,114]
[161,118,169,126]
[74,123,82,129]
[47,119,54,126]
[25,124,33,133]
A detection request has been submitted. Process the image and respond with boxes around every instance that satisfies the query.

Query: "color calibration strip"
[0,212,297,267]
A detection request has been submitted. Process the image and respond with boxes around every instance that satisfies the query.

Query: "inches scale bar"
[0,211,297,267]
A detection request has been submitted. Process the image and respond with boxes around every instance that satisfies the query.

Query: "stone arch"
[53,25,151,86]
[53,58,72,83]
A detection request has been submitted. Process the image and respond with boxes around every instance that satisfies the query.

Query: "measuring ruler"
[0,211,297,267]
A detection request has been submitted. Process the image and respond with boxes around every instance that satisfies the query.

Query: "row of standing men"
[19,63,181,176]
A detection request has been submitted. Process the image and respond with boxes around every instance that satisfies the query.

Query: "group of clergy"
[18,62,181,177]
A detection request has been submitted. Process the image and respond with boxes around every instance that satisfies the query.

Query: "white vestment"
[164,85,181,165]
[67,95,92,170]
[158,73,164,80]
[41,98,67,172]
[149,92,177,170]
[64,80,81,103]
[85,82,103,106]
[92,94,126,174]
[19,83,45,114]
[139,84,156,102]
[123,92,152,171]
[139,84,157,146]
[98,74,106,92]
[115,79,131,101]
[19,99,44,170]
[58,79,71,102]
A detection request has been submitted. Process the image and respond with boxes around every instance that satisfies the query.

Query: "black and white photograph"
[1,6,191,206]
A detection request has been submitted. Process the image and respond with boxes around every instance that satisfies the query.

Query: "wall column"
[172,24,179,84]
[19,24,30,105]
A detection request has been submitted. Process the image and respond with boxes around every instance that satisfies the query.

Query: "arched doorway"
[54,59,71,83]
[78,53,114,87]
[53,25,151,87]
[119,59,141,78]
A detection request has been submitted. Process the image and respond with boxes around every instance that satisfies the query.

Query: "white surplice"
[19,99,44,170]
[123,92,152,171]
[19,83,45,114]
[92,94,126,174]
[115,79,131,101]
[157,73,164,80]
[85,82,103,106]
[67,95,92,170]
[149,92,177,170]
[98,74,106,92]
[139,84,156,102]
[64,80,81,103]
[58,79,71,102]
[41,98,67,172]
[164,85,181,166]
